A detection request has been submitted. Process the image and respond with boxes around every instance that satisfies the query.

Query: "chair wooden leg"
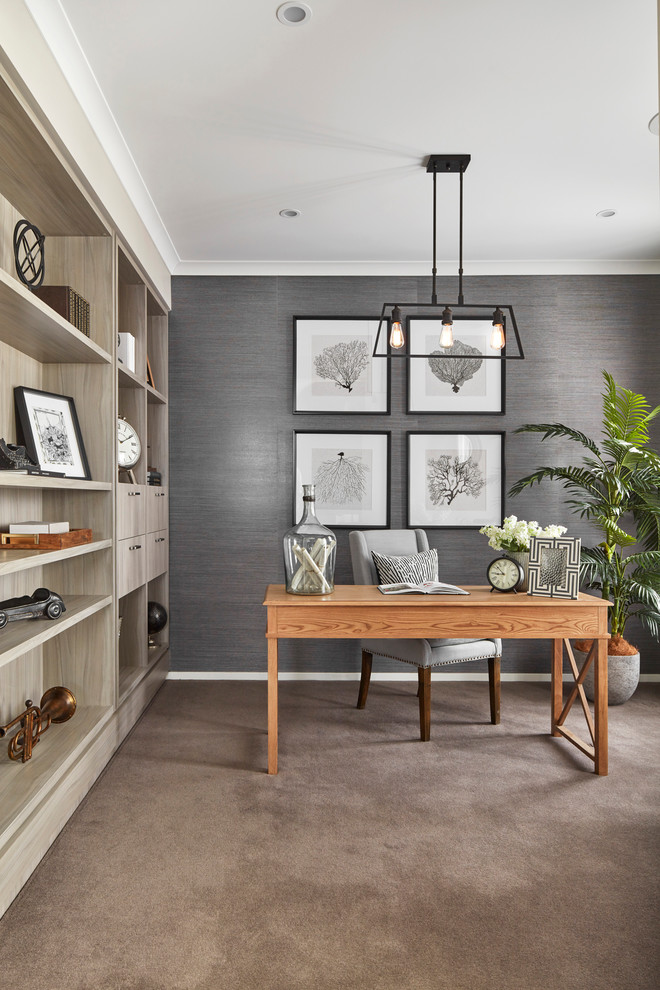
[418,667,431,741]
[357,650,373,709]
[488,656,501,725]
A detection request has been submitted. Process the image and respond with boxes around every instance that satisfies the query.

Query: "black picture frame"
[293,317,391,415]
[406,316,505,415]
[14,386,91,480]
[407,431,505,529]
[293,430,391,528]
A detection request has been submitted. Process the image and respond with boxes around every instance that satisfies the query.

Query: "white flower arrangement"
[479,515,567,553]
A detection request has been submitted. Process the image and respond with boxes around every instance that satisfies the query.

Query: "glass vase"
[283,485,336,595]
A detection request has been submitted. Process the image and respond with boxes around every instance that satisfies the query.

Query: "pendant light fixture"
[372,155,524,361]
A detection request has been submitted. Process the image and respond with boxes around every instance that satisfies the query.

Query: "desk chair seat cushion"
[361,636,503,668]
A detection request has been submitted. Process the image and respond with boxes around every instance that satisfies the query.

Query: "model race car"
[0,588,66,628]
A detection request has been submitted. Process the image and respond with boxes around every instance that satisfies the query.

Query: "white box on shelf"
[9,521,70,534]
[118,332,136,372]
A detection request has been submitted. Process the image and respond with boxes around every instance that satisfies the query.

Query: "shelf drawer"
[146,487,168,533]
[117,535,146,598]
[147,530,168,580]
[117,484,146,540]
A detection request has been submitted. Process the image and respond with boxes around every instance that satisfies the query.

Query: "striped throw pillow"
[371,548,438,585]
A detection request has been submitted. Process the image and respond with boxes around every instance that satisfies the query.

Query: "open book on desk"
[378,581,469,596]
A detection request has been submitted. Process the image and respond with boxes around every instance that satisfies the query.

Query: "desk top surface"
[264,585,611,608]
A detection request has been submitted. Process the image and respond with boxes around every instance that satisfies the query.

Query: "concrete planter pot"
[577,647,641,706]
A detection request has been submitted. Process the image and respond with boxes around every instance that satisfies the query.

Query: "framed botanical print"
[294,431,390,528]
[407,431,504,529]
[293,317,390,414]
[14,386,91,480]
[528,536,581,599]
[406,317,504,414]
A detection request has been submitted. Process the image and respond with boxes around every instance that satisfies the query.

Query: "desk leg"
[551,638,563,736]
[594,637,608,776]
[267,637,278,775]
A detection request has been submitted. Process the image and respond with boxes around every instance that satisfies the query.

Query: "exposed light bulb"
[439,324,453,348]
[440,307,453,347]
[389,305,405,349]
[490,308,505,350]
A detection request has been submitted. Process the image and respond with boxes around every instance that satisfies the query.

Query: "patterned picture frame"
[527,536,581,599]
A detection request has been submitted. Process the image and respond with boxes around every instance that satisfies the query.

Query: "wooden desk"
[263,585,611,776]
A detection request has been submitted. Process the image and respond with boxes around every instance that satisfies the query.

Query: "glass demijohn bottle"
[283,485,336,595]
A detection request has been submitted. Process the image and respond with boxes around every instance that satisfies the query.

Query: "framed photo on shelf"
[294,431,390,528]
[14,385,91,480]
[528,536,581,599]
[407,431,504,529]
[406,317,505,414]
[293,317,390,414]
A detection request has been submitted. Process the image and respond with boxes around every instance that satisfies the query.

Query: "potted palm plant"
[509,371,660,704]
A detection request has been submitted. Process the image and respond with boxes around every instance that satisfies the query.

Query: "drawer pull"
[155,492,166,497]
[127,491,142,497]
[155,537,166,543]
[129,544,142,551]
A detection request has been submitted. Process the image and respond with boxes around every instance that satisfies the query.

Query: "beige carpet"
[1,680,659,990]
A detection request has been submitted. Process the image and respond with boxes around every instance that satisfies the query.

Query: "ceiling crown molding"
[174,259,660,277]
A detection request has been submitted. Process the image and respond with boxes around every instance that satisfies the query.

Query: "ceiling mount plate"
[426,154,471,173]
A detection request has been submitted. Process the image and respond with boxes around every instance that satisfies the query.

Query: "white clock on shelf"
[118,416,141,483]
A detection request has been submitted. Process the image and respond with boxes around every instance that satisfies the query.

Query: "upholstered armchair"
[349,529,502,740]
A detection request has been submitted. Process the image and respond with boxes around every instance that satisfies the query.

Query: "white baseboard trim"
[168,671,660,683]
[168,670,660,683]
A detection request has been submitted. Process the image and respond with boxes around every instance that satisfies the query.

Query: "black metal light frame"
[372,154,524,361]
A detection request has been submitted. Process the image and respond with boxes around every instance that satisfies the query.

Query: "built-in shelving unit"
[0,60,169,916]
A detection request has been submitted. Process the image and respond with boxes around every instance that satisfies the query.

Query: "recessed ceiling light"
[596,209,617,218]
[279,209,301,218]
[649,113,659,136]
[277,3,312,25]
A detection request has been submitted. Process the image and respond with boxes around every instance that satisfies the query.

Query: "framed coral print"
[527,536,581,599]
[294,431,390,528]
[407,431,504,529]
[294,317,390,414]
[406,317,504,414]
[14,386,91,479]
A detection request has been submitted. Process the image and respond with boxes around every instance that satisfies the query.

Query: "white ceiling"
[27,0,660,274]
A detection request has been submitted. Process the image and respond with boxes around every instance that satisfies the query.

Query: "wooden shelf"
[0,75,107,237]
[118,644,168,704]
[118,364,145,390]
[146,384,167,404]
[0,474,112,492]
[0,595,112,671]
[0,705,113,845]
[0,268,112,364]
[0,539,112,577]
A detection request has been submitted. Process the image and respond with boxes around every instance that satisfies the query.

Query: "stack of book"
[33,286,90,337]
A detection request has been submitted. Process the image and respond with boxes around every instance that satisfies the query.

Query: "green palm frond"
[623,550,660,571]
[632,609,660,639]
[602,370,660,444]
[508,466,603,500]
[514,423,601,456]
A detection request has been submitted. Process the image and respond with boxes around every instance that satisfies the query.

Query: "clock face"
[487,556,523,592]
[117,417,141,468]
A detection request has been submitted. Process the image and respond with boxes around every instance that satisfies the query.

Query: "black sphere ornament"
[13,219,45,289]
[148,601,168,634]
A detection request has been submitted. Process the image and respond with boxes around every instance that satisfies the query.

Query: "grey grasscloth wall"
[169,275,660,674]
